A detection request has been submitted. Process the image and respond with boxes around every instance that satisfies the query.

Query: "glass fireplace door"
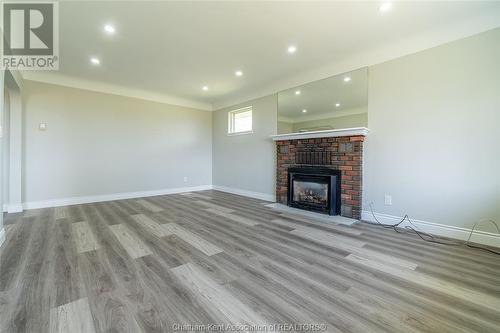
[292,180,329,206]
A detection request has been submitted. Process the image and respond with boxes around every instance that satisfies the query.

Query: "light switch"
[39,123,47,131]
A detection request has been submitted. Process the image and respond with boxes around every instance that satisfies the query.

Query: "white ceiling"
[23,1,500,110]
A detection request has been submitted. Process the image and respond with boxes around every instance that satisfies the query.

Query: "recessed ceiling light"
[90,57,100,65]
[295,90,301,95]
[379,2,393,13]
[335,103,340,107]
[302,109,307,113]
[287,45,297,54]
[235,70,243,77]
[202,86,208,91]
[104,24,115,34]
[343,76,351,82]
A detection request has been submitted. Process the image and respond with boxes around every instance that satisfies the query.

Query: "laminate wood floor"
[1,190,499,333]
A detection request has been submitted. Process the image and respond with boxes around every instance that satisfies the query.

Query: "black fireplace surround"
[287,167,341,215]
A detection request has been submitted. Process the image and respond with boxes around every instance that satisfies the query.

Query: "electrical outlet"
[183,177,188,182]
[384,194,392,205]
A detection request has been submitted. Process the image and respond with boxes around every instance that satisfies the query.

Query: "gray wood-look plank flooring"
[72,221,100,254]
[1,190,499,333]
[49,297,96,333]
[108,224,153,259]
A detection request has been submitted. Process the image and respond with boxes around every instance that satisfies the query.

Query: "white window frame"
[227,106,253,136]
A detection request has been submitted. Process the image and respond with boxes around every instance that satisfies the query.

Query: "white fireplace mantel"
[270,127,370,141]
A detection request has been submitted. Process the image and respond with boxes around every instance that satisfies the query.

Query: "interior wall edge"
[0,227,5,248]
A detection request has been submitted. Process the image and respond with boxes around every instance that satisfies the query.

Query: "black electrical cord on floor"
[464,219,500,256]
[365,203,500,256]
[465,243,500,256]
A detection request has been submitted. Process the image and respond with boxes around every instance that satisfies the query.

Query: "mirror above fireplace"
[277,67,368,134]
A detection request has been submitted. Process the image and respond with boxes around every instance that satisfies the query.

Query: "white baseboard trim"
[7,204,23,213]
[212,185,275,202]
[0,228,5,248]
[361,210,500,248]
[22,185,213,210]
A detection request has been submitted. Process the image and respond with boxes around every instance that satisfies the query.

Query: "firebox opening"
[288,167,341,216]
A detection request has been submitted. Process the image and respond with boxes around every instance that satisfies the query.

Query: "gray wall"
[212,94,277,197]
[23,81,212,203]
[363,28,500,230]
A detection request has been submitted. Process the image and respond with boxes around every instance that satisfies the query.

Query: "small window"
[228,106,253,135]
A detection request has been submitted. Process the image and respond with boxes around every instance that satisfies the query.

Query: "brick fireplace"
[274,131,366,219]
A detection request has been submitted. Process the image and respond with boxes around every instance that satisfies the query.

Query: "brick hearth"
[275,136,364,219]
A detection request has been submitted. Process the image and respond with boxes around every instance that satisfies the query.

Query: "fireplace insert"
[288,167,341,215]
